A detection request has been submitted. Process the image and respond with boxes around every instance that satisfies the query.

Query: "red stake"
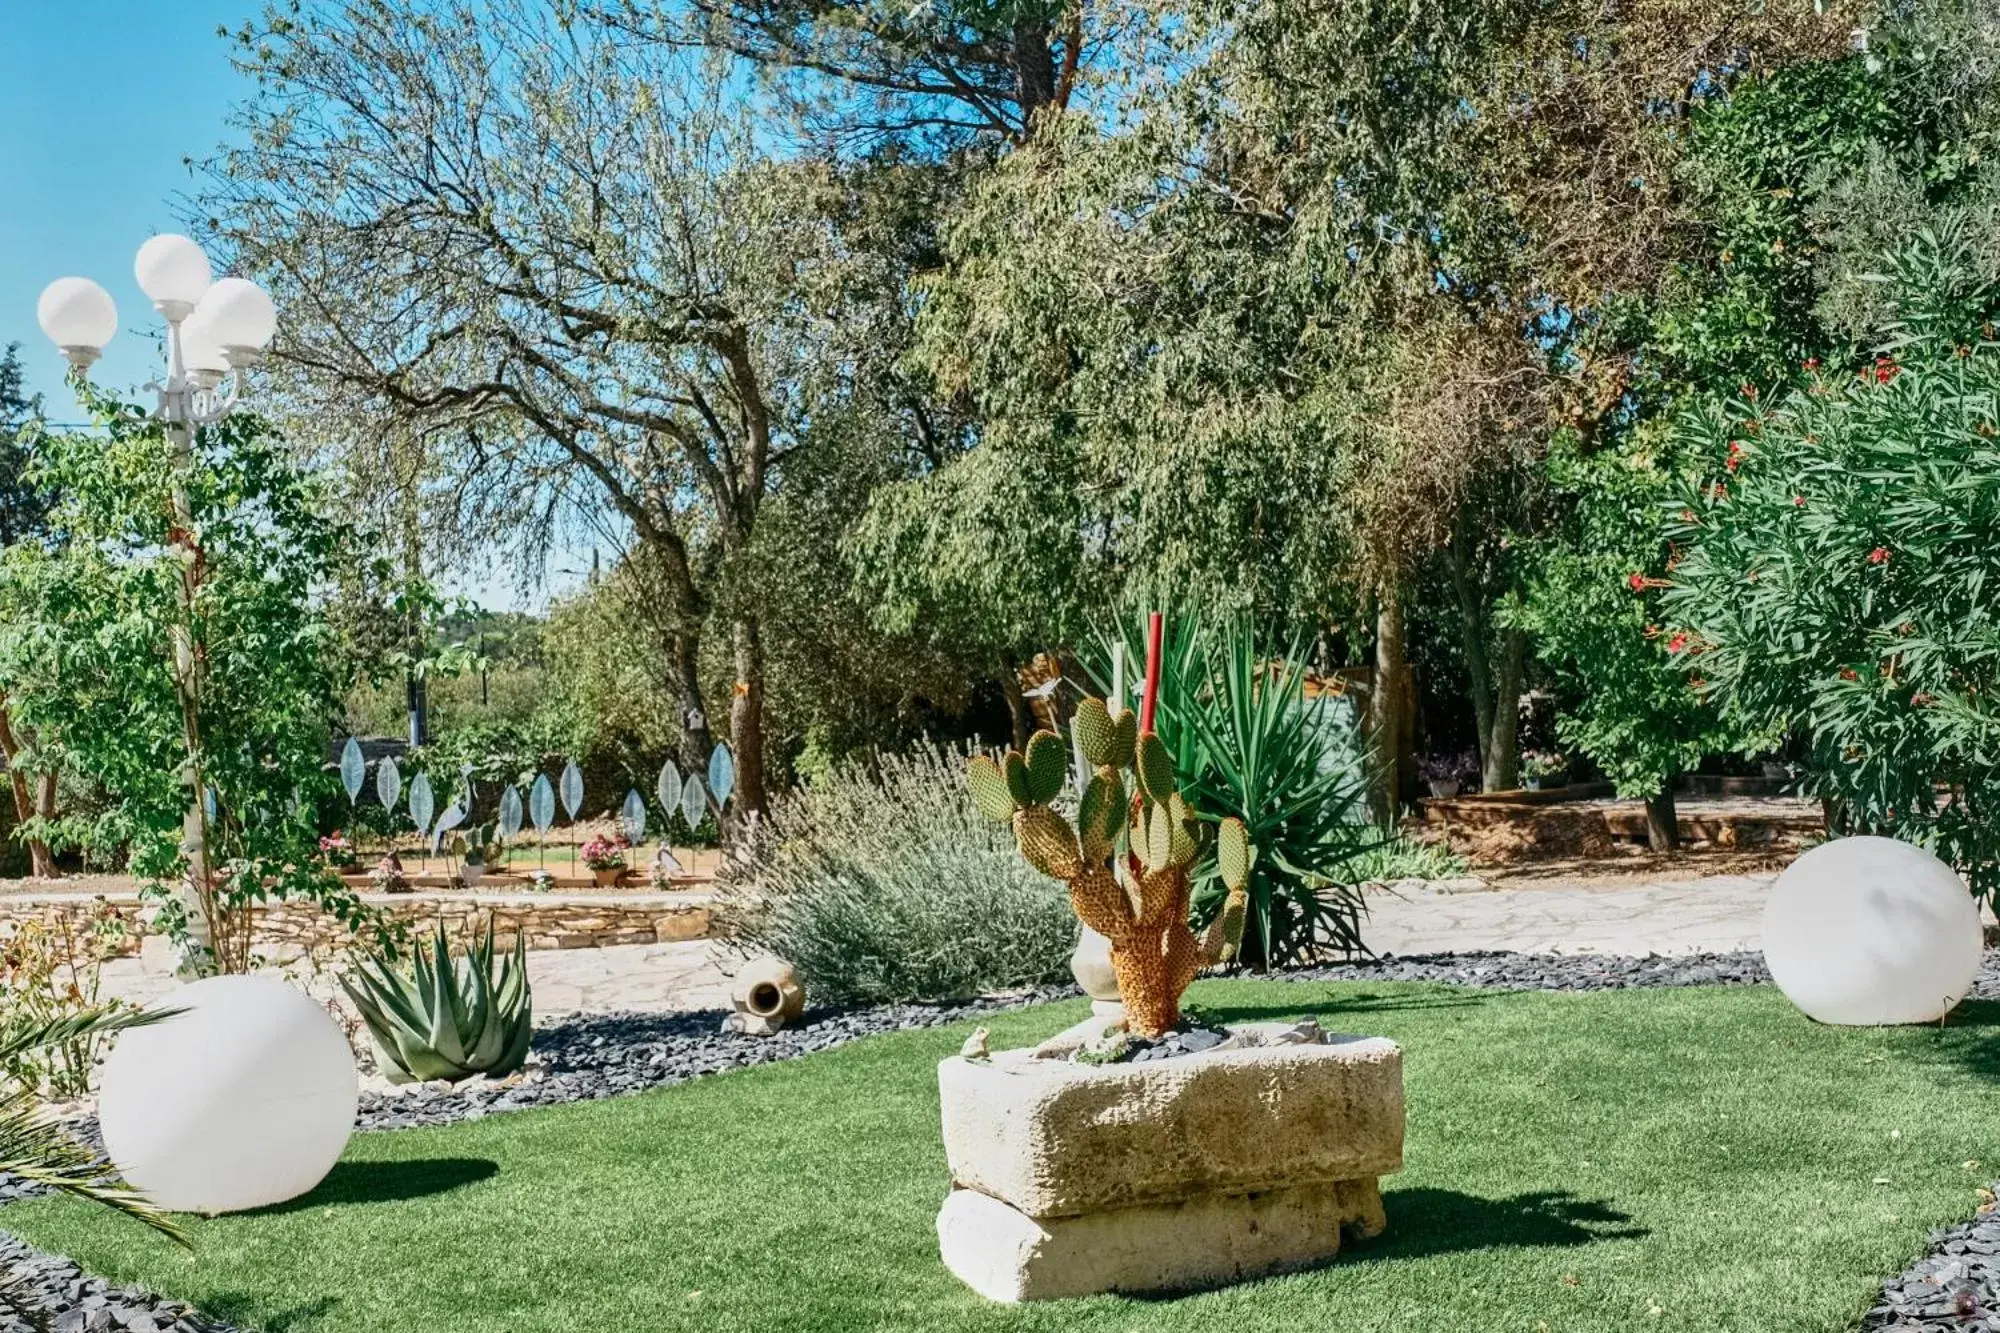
[1140,611,1164,734]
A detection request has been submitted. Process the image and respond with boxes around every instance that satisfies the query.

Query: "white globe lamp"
[1762,836,1982,1025]
[99,975,358,1215]
[177,307,232,386]
[133,234,213,321]
[194,277,277,366]
[36,278,118,368]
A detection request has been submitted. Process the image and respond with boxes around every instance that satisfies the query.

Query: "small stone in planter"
[1084,1023,1234,1064]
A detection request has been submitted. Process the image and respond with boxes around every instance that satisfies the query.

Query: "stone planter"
[1523,775,1567,792]
[591,866,626,887]
[1426,778,1461,798]
[936,1023,1404,1301]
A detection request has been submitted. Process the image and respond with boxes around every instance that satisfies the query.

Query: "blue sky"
[0,5,576,609]
[1,3,257,418]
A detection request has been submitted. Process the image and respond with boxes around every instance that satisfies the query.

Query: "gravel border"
[4,948,1998,1331]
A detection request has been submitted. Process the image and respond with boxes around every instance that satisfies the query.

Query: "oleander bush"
[714,743,1075,1005]
[1664,223,2000,896]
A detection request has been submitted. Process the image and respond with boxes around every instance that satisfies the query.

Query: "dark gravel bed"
[0,1231,228,1332]
[4,947,1998,1331]
[1864,1194,2000,1330]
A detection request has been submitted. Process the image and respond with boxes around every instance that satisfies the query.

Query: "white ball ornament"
[1763,836,1982,1026]
[100,975,357,1215]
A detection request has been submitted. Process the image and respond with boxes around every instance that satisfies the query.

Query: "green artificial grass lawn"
[7,981,2000,1333]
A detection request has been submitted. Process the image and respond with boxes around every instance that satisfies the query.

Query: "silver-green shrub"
[715,743,1076,1005]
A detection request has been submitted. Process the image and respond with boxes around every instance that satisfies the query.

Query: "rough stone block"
[939,1035,1403,1217]
[937,1177,1386,1302]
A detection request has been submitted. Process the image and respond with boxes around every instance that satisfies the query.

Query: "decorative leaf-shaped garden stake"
[620,788,646,850]
[432,798,466,857]
[376,756,402,815]
[560,760,584,873]
[707,743,735,812]
[340,737,366,804]
[409,773,436,875]
[680,774,707,837]
[529,773,555,869]
[499,784,524,849]
[658,762,682,866]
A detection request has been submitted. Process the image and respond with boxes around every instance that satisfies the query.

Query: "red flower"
[1874,356,1899,383]
[1869,546,1890,565]
[1912,691,1937,706]
[1628,572,1646,592]
[1793,495,1806,507]
[1667,632,1689,653]
[1841,667,1860,681]
[1726,455,1741,472]
[1710,482,1729,500]
[1739,383,1759,401]
[1679,508,1697,522]
[1803,357,1820,370]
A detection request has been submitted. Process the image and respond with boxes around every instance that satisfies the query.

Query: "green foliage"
[1664,224,2000,895]
[0,388,384,969]
[341,920,534,1085]
[0,903,131,1099]
[1086,615,1377,968]
[717,743,1076,1005]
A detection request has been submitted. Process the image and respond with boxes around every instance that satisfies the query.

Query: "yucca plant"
[340,919,533,1084]
[1089,614,1379,968]
[0,1006,187,1242]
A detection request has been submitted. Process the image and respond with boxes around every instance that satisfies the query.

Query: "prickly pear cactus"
[967,697,1253,1039]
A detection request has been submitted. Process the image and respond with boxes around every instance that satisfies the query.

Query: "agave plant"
[340,920,533,1084]
[1089,613,1379,968]
[0,1007,186,1241]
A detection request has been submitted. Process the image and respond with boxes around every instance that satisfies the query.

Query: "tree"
[205,1,951,821]
[606,0,1125,147]
[0,389,379,971]
[0,344,57,877]
[1665,224,2000,895]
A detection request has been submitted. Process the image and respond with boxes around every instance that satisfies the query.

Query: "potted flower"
[368,852,411,895]
[319,831,357,870]
[1520,750,1568,791]
[1418,754,1467,799]
[581,835,628,887]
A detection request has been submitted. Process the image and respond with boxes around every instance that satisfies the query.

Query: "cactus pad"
[1217,816,1252,891]
[966,755,1017,823]
[1023,729,1067,805]
[1077,771,1125,863]
[1135,731,1174,801]
[1014,805,1081,880]
[1003,751,1032,806]
[1072,697,1117,767]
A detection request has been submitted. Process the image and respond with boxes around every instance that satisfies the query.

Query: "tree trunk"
[1483,627,1525,792]
[999,666,1031,751]
[1368,582,1409,823]
[666,631,716,772]
[0,697,56,878]
[1646,786,1681,852]
[1445,538,1495,780]
[729,615,767,826]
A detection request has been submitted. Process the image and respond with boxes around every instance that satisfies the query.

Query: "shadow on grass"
[243,1157,500,1217]
[1125,1189,1643,1302]
[1931,998,2000,1081]
[1191,988,1491,1026]
[1362,1187,1648,1261]
[200,1292,337,1332]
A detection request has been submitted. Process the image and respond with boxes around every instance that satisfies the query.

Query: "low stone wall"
[0,889,713,956]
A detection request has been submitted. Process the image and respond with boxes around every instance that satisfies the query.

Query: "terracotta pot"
[729,957,806,1035]
[592,866,625,887]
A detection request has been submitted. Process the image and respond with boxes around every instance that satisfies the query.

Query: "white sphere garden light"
[34,277,118,369]
[99,975,358,1215]
[1762,835,1982,1025]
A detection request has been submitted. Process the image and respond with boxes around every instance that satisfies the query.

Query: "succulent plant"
[967,695,1253,1039]
[340,919,533,1084]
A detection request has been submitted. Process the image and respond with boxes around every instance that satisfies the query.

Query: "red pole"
[1140,611,1164,734]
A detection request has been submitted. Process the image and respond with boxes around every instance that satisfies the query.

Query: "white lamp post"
[35,236,279,974]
